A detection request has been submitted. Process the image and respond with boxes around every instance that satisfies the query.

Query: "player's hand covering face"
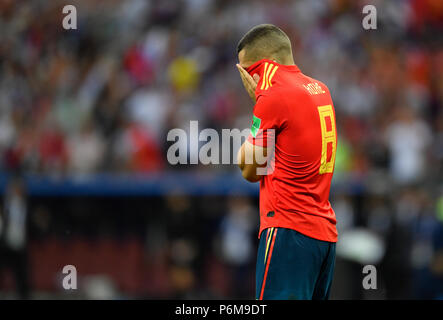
[236,63,260,102]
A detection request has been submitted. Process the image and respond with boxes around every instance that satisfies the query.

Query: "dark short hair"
[237,24,292,61]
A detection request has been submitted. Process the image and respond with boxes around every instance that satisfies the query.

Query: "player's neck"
[272,56,295,66]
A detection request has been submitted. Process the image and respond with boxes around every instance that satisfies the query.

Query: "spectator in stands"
[0,176,30,299]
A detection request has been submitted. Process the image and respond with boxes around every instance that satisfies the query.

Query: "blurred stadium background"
[0,0,442,299]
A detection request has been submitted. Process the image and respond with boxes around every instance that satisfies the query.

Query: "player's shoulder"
[256,85,285,107]
[253,88,290,120]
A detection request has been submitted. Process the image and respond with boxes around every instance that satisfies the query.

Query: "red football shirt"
[245,59,338,242]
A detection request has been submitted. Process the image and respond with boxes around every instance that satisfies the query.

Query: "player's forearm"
[237,143,245,171]
[237,142,262,183]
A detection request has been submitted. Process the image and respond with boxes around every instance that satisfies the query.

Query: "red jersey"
[245,59,338,242]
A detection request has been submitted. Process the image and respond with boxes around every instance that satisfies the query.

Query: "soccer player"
[236,24,338,300]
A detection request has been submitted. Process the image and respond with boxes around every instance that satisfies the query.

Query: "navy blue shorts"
[256,227,336,300]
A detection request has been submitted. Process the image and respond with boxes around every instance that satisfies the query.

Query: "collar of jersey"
[245,59,300,76]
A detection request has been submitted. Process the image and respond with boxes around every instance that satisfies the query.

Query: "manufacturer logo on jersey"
[261,62,279,91]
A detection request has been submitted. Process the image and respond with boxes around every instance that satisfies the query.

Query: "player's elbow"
[240,166,261,183]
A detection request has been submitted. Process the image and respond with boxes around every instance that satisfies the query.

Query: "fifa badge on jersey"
[251,115,261,138]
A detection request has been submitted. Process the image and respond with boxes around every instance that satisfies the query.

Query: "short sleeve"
[247,94,285,147]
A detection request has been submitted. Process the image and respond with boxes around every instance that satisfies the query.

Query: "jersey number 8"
[317,105,336,174]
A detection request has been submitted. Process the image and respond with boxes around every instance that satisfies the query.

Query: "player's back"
[250,60,338,242]
[275,68,336,166]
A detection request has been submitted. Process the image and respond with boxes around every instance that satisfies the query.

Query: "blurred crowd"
[0,0,440,179]
[0,0,443,299]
